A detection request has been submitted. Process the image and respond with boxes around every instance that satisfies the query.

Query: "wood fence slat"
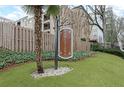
[0,21,91,52]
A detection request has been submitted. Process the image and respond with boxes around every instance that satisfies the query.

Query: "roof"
[0,16,14,22]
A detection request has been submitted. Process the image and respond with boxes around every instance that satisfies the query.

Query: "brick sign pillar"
[58,27,73,59]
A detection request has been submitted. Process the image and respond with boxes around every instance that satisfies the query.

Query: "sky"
[112,5,124,17]
[0,5,27,21]
[0,5,124,21]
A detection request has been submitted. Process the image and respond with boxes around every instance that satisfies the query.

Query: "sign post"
[58,27,73,59]
[54,16,73,70]
[54,16,60,70]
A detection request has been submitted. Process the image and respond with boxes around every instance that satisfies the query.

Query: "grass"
[0,52,124,87]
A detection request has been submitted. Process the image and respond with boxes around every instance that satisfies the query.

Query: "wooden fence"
[0,22,90,52]
[0,22,55,52]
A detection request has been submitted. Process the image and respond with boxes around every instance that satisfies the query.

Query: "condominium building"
[15,13,55,34]
[0,16,14,24]
[0,6,91,51]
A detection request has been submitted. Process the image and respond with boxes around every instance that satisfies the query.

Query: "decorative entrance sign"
[58,27,73,59]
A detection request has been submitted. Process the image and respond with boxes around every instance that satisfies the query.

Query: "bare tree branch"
[73,5,105,33]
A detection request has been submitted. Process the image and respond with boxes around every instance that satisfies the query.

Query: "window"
[44,14,50,21]
[44,22,50,30]
[17,21,21,26]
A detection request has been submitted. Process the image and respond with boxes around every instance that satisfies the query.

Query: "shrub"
[58,51,91,61]
[0,48,91,69]
[90,42,100,51]
[94,48,124,59]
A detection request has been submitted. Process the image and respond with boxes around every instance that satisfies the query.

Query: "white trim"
[58,26,73,59]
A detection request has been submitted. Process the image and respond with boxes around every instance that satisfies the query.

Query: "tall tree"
[105,7,117,48]
[115,17,124,34]
[22,5,60,73]
[115,17,124,51]
[76,5,106,32]
[77,5,106,44]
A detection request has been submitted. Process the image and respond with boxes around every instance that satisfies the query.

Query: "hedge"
[94,48,124,59]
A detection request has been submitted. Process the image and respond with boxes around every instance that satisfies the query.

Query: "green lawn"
[0,52,124,87]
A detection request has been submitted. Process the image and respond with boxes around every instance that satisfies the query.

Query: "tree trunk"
[34,6,44,73]
[103,14,106,48]
[102,6,106,48]
[103,31,106,48]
